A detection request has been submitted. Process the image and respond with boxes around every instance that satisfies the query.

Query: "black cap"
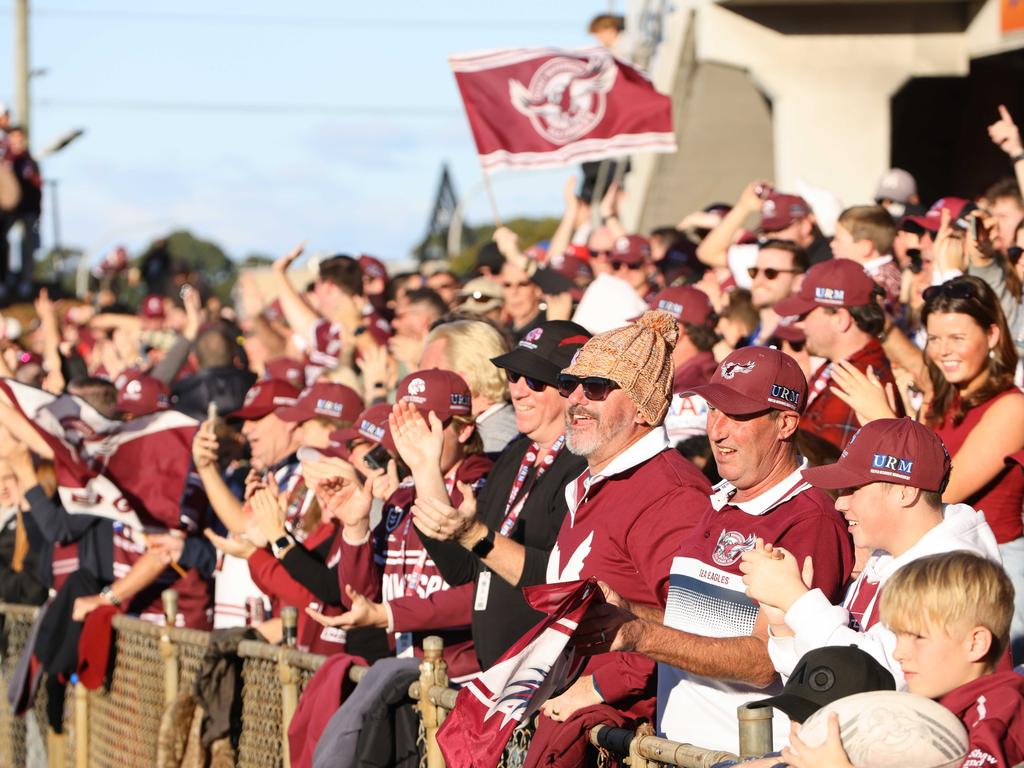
[532,267,575,296]
[491,320,591,386]
[476,242,505,274]
[746,646,895,723]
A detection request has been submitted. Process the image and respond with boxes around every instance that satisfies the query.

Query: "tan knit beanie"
[562,310,678,425]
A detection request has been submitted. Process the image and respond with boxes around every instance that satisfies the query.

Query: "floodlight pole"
[14,0,30,141]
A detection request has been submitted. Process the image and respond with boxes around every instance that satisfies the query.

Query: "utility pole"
[14,0,29,141]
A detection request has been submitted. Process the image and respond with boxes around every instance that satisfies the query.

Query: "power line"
[36,97,463,117]
[2,7,584,30]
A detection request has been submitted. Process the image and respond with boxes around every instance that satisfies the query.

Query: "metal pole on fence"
[419,635,446,768]
[279,607,300,768]
[71,675,88,768]
[736,704,774,759]
[161,589,180,706]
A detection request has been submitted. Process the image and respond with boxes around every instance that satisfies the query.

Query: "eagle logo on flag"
[509,55,618,145]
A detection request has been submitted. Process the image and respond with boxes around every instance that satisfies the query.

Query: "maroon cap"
[231,379,301,421]
[116,373,171,416]
[395,369,472,423]
[774,259,878,317]
[759,194,812,233]
[548,251,594,284]
[774,314,806,344]
[276,382,364,424]
[353,402,396,454]
[646,286,714,327]
[901,197,974,233]
[77,604,119,690]
[609,234,652,266]
[264,357,305,390]
[802,418,951,492]
[359,254,388,282]
[685,347,808,416]
[141,294,166,320]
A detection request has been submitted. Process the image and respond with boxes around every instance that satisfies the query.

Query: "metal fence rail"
[0,600,764,768]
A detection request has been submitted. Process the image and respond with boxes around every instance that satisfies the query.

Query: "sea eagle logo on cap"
[815,287,845,304]
[126,379,142,395]
[720,361,756,380]
[615,236,630,251]
[712,529,757,566]
[520,327,544,350]
[870,453,914,480]
[762,199,776,217]
[407,378,426,396]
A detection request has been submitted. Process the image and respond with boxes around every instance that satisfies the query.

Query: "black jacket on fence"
[420,435,586,670]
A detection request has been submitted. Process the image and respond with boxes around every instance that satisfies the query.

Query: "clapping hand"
[304,584,387,630]
[828,362,898,424]
[204,528,258,559]
[389,402,442,474]
[411,480,478,543]
[739,538,815,615]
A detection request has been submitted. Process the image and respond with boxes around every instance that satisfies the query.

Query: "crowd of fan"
[1,106,1024,767]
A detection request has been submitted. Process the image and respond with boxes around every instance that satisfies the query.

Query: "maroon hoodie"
[940,670,1024,767]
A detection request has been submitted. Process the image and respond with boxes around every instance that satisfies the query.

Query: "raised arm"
[696,180,766,269]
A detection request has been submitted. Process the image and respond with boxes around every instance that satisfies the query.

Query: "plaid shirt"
[802,339,904,450]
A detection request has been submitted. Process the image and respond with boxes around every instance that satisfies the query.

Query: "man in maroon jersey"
[528,310,713,748]
[573,346,854,754]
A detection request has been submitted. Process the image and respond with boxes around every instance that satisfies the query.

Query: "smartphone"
[968,215,978,242]
[364,443,390,472]
[207,402,221,433]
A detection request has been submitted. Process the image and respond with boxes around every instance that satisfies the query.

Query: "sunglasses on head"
[556,374,619,401]
[506,370,549,392]
[748,266,799,280]
[922,281,984,304]
[611,261,644,271]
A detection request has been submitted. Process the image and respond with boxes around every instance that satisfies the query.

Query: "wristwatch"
[271,534,295,559]
[470,528,496,558]
[100,586,122,607]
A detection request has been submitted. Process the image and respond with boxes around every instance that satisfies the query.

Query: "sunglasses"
[1009,246,1023,265]
[507,370,549,392]
[611,261,644,271]
[922,281,983,304]
[748,267,799,280]
[590,249,612,258]
[502,280,533,290]
[556,375,619,401]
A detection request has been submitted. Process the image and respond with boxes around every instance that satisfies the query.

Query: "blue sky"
[0,1,612,266]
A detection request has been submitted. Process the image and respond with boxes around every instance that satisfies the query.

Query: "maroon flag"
[0,379,198,530]
[450,48,675,171]
[436,578,603,767]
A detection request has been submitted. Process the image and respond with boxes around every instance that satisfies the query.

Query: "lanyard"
[400,470,458,597]
[500,435,565,536]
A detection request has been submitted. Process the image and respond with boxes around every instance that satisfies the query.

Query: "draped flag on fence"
[0,379,199,530]
[436,578,603,767]
[449,47,676,171]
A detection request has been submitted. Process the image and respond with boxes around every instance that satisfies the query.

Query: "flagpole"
[481,167,503,229]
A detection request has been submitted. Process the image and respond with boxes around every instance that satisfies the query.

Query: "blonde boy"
[880,552,1024,767]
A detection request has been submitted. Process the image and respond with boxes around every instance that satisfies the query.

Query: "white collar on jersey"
[710,459,811,516]
[566,425,671,524]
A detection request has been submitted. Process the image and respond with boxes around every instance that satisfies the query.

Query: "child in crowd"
[784,552,1024,768]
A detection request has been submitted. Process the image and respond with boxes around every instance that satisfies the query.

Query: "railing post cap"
[737,703,774,720]
[422,635,443,653]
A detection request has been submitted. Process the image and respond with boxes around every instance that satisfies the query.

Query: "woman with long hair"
[833,274,1024,659]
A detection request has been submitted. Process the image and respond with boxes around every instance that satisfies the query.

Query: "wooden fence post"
[161,589,179,706]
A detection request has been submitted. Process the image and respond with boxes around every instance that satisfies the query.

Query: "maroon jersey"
[339,455,492,659]
[941,671,1024,768]
[546,428,712,713]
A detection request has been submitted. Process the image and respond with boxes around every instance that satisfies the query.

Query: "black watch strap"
[470,528,496,558]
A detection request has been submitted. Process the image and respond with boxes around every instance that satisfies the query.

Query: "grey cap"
[874,168,917,204]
